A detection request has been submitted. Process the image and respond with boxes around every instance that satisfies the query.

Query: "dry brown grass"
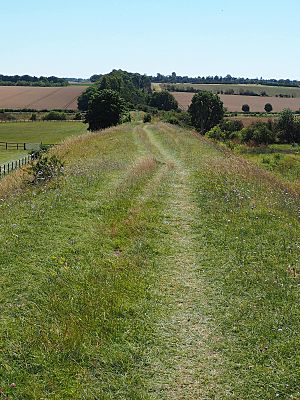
[0,168,29,198]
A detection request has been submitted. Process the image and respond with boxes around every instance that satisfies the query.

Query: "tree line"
[0,75,68,87]
[150,72,300,88]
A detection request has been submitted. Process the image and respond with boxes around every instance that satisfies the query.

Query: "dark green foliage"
[30,155,64,184]
[85,89,126,131]
[220,119,244,133]
[77,85,98,112]
[206,125,224,141]
[161,110,191,127]
[240,122,276,145]
[74,112,82,121]
[148,91,178,111]
[264,103,273,112]
[242,104,250,113]
[143,113,152,123]
[0,74,67,87]
[151,72,300,87]
[30,113,37,121]
[90,74,102,82]
[276,108,300,143]
[43,111,66,121]
[79,70,151,112]
[188,91,224,133]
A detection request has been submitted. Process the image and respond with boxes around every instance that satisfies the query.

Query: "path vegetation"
[0,123,300,399]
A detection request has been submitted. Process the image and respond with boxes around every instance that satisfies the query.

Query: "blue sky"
[1,0,299,79]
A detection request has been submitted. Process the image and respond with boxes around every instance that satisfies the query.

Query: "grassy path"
[0,123,300,399]
[141,126,218,399]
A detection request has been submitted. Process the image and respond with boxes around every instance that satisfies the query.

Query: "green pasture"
[0,121,87,145]
[0,149,28,164]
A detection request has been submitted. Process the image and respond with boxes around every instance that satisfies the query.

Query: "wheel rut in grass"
[143,125,219,399]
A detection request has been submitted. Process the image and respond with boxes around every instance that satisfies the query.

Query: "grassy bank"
[238,143,300,185]
[0,123,299,399]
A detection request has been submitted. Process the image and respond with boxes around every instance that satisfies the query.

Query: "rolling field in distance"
[172,91,300,112]
[155,83,300,98]
[0,86,87,110]
[0,122,300,399]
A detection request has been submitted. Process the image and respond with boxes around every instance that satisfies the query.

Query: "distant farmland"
[157,83,300,98]
[0,86,87,110]
[172,92,300,112]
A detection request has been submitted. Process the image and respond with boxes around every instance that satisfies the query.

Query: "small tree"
[276,108,297,143]
[85,89,125,131]
[242,104,250,113]
[149,91,178,111]
[188,91,224,133]
[30,113,37,121]
[264,103,273,113]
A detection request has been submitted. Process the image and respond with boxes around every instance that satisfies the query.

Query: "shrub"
[206,125,224,141]
[74,112,82,120]
[160,110,191,127]
[239,122,276,145]
[30,113,37,121]
[149,91,178,111]
[30,155,64,184]
[143,113,152,123]
[43,111,66,121]
[220,119,244,133]
[264,103,273,113]
[242,104,250,113]
[276,108,300,143]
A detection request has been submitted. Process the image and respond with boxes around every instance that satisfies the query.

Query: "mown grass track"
[0,123,300,399]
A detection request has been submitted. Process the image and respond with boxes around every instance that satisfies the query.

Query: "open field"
[0,122,300,399]
[156,83,300,98]
[172,91,300,112]
[0,121,87,144]
[0,86,87,110]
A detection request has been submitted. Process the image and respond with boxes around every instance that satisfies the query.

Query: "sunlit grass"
[0,122,300,399]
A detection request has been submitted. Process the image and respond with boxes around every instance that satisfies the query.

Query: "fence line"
[0,141,27,150]
[0,154,38,177]
[0,141,56,150]
[0,119,82,123]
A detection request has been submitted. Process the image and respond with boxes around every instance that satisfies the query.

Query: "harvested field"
[225,116,275,127]
[161,83,300,98]
[172,92,300,112]
[0,86,87,110]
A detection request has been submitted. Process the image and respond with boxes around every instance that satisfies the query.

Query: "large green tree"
[149,91,178,111]
[85,89,125,131]
[78,70,151,111]
[188,92,224,133]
